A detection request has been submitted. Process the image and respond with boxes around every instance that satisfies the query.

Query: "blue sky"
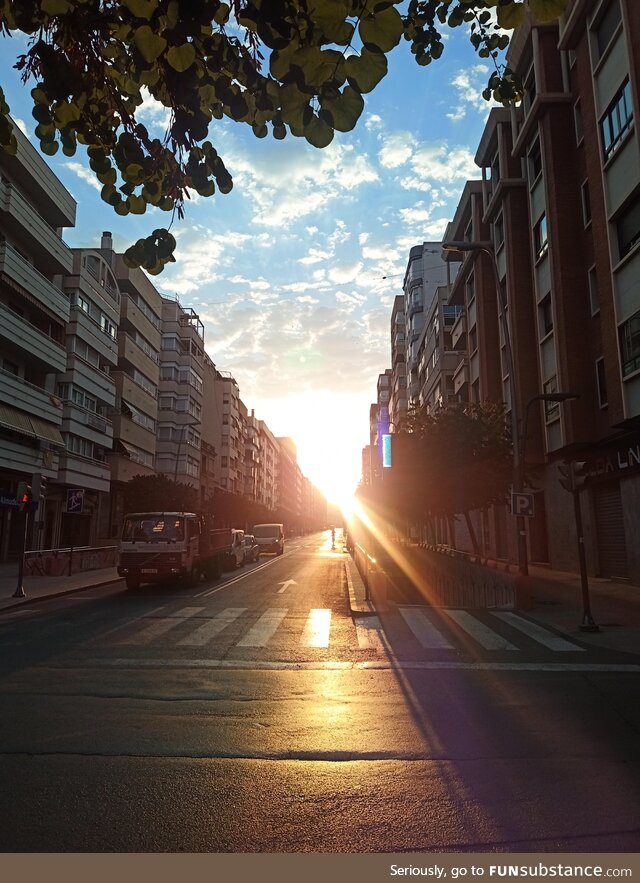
[1,24,496,503]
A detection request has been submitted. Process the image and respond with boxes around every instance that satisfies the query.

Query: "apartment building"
[104,238,163,533]
[0,122,75,559]
[157,298,204,488]
[243,408,260,502]
[53,247,119,546]
[257,419,279,511]
[276,436,302,524]
[389,295,408,428]
[438,0,640,583]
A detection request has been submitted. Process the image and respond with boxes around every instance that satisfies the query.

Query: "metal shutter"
[593,482,628,579]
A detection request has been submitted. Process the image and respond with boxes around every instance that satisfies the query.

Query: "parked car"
[226,529,245,569]
[242,534,260,564]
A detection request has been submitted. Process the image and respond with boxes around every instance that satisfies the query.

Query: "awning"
[113,438,135,456]
[29,416,65,448]
[0,404,37,439]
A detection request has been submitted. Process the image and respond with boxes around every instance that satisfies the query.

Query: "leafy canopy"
[0,0,568,272]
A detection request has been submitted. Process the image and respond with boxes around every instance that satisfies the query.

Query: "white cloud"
[378,131,415,169]
[447,65,496,122]
[299,248,332,265]
[65,162,102,192]
[328,260,362,284]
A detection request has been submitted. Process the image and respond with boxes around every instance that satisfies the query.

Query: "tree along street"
[0,531,639,851]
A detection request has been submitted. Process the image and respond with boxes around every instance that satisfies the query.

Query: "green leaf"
[496,2,527,28]
[40,141,59,156]
[319,85,364,133]
[213,3,230,25]
[41,0,73,14]
[280,83,311,129]
[528,0,569,22]
[304,115,334,148]
[123,0,158,20]
[166,43,196,73]
[134,26,167,63]
[345,47,388,94]
[359,5,404,53]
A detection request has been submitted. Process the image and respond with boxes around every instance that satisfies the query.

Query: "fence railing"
[24,545,118,577]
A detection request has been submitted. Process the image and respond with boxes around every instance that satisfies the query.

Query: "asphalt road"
[1,531,639,852]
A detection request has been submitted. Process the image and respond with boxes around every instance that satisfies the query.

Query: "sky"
[0,21,497,506]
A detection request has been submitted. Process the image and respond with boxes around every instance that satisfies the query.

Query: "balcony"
[57,452,110,493]
[118,331,159,378]
[451,310,466,350]
[69,307,119,367]
[62,354,116,407]
[2,121,76,227]
[453,357,469,395]
[0,179,74,274]
[0,241,69,322]
[0,367,63,424]
[0,306,66,373]
[61,401,113,447]
[121,294,162,344]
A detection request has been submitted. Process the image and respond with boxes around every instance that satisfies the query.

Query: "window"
[161,334,179,351]
[595,358,608,408]
[616,195,640,261]
[586,266,599,315]
[465,273,475,305]
[528,138,542,182]
[523,65,536,114]
[581,181,591,226]
[534,214,548,260]
[595,0,621,59]
[574,100,584,145]
[494,214,504,250]
[600,79,633,161]
[469,325,478,353]
[66,434,95,459]
[620,310,640,377]
[100,315,117,339]
[77,294,90,314]
[539,294,553,337]
[543,376,560,421]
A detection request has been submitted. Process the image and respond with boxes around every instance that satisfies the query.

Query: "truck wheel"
[185,565,199,588]
[125,576,140,590]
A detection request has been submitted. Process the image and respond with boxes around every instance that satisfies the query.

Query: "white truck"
[252,522,285,556]
[117,512,234,590]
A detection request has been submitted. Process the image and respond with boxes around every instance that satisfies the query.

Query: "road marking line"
[355,617,385,651]
[237,608,288,648]
[399,607,455,649]
[300,608,331,648]
[493,612,585,652]
[444,609,519,651]
[178,608,246,646]
[117,606,203,645]
[81,658,640,673]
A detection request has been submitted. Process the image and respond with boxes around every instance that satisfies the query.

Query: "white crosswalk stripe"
[237,608,288,648]
[398,607,455,649]
[443,609,519,651]
[300,609,331,647]
[117,606,204,645]
[492,612,584,652]
[355,616,386,651]
[106,603,586,656]
[178,607,246,646]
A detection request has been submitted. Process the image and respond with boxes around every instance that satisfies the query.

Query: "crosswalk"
[104,603,588,656]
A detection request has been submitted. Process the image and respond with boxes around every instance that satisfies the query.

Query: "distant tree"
[123,473,199,513]
[0,0,568,272]
[385,401,513,553]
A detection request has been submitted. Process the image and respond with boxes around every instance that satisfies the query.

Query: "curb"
[0,576,123,613]
[344,555,377,617]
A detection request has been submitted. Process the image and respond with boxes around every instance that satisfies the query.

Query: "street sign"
[66,488,85,514]
[511,491,535,518]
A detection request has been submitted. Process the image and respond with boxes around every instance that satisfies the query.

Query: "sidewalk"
[0,563,121,612]
[345,552,640,655]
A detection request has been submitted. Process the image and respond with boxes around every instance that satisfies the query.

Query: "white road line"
[237,608,288,648]
[355,616,385,651]
[178,607,246,646]
[300,609,331,648]
[493,612,585,652]
[117,606,204,645]
[444,609,519,651]
[399,607,455,649]
[94,605,167,641]
[83,658,640,673]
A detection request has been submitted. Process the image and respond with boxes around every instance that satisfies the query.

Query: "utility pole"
[558,461,599,632]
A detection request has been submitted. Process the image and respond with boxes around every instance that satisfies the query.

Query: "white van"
[252,523,285,556]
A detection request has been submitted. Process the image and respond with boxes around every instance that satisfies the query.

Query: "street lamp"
[442,240,529,577]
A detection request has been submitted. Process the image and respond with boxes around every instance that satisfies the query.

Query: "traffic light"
[40,475,48,500]
[16,481,32,511]
[572,461,589,490]
[558,463,574,493]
